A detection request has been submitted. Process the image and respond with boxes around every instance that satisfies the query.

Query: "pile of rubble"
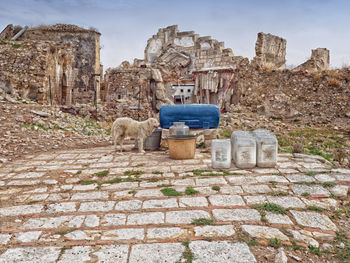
[0,96,111,163]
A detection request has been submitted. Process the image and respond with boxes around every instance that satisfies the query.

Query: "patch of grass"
[75,170,82,175]
[220,128,232,138]
[334,232,350,262]
[135,163,145,167]
[148,178,159,182]
[124,170,144,176]
[101,178,122,184]
[238,233,259,246]
[307,206,324,212]
[269,238,282,248]
[301,192,310,197]
[27,200,40,205]
[81,180,96,185]
[180,240,195,263]
[128,190,137,194]
[55,228,76,236]
[212,186,220,191]
[331,204,350,219]
[161,187,182,196]
[308,245,322,256]
[192,169,211,175]
[152,170,163,175]
[200,149,210,153]
[191,218,214,225]
[94,170,109,177]
[157,184,173,188]
[322,182,336,188]
[291,240,303,251]
[268,191,288,196]
[185,187,199,195]
[306,145,333,161]
[253,203,287,214]
[305,171,317,176]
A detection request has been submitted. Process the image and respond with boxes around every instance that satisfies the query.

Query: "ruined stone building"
[103,25,349,125]
[0,24,102,104]
[1,23,346,124]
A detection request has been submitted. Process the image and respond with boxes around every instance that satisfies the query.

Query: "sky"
[0,0,349,70]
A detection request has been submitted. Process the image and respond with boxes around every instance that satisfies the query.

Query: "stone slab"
[242,225,289,240]
[190,241,256,263]
[129,243,184,263]
[290,210,337,231]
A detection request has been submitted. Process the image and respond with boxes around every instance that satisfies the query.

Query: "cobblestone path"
[0,146,349,262]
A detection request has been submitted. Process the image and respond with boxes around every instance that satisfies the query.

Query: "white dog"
[112,117,159,153]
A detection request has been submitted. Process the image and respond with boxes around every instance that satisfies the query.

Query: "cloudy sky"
[0,0,349,70]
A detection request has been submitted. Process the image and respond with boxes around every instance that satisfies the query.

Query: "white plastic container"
[253,129,278,168]
[211,139,231,169]
[231,131,256,168]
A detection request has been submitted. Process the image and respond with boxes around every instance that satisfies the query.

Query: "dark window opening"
[187,89,191,92]
[180,89,183,92]
[118,95,121,99]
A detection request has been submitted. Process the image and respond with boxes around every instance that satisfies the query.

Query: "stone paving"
[0,146,349,262]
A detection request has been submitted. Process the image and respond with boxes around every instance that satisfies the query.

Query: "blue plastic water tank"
[159,104,220,129]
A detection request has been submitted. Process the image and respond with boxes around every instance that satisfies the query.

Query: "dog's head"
[146,118,159,133]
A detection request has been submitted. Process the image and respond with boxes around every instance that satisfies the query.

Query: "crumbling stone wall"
[0,24,101,105]
[293,48,330,72]
[144,25,247,76]
[103,66,172,112]
[235,67,350,125]
[0,40,74,103]
[18,24,101,104]
[251,32,287,70]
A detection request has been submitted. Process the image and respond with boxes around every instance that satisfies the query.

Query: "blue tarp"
[159,104,220,129]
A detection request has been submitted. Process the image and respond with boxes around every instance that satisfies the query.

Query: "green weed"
[94,170,109,177]
[185,187,199,195]
[307,206,324,212]
[191,218,214,225]
[212,186,220,191]
[161,188,182,196]
[124,170,144,176]
[269,238,282,248]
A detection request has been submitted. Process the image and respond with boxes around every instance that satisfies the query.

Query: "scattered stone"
[329,185,348,197]
[242,225,289,240]
[0,247,61,262]
[147,227,188,240]
[208,195,245,206]
[290,210,337,231]
[16,231,42,242]
[30,110,50,117]
[129,243,184,263]
[275,247,288,263]
[58,246,91,263]
[213,209,260,222]
[289,230,319,247]
[166,210,210,224]
[93,245,129,262]
[266,212,293,225]
[190,241,257,263]
[102,228,144,241]
[194,225,235,238]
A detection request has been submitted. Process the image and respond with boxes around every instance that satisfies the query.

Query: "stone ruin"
[292,48,330,72]
[2,23,347,124]
[251,32,287,70]
[0,24,102,104]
